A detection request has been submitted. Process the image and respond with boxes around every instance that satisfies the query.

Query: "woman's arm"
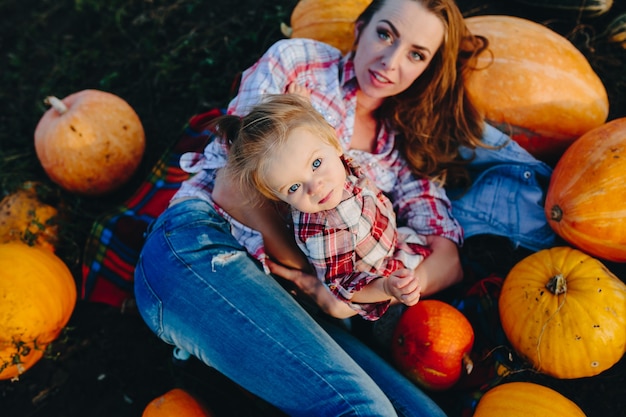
[414,235,463,296]
[266,259,358,319]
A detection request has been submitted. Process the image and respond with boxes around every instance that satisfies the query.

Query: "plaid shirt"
[174,39,462,310]
[294,158,431,320]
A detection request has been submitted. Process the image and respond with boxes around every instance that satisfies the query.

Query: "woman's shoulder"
[265,38,343,61]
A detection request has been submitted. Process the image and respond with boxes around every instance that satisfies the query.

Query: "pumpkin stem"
[546,273,567,295]
[462,353,474,375]
[43,96,68,115]
[549,205,563,222]
[280,22,293,37]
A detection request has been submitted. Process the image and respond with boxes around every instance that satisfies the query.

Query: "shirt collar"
[340,53,357,89]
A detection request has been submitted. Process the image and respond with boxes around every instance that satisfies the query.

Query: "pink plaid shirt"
[294,158,432,320]
[174,39,462,306]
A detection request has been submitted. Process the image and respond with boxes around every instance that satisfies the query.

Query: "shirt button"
[523,171,532,179]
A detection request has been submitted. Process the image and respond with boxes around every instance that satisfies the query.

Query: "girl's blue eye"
[288,184,301,193]
[312,158,322,169]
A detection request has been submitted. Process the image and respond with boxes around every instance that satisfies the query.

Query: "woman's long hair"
[356,0,489,187]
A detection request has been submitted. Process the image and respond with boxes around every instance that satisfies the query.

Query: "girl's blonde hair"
[355,0,489,187]
[213,94,341,201]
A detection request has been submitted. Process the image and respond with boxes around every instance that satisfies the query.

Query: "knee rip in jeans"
[211,250,246,271]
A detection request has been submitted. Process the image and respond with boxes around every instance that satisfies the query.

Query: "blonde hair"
[213,94,341,201]
[356,0,489,187]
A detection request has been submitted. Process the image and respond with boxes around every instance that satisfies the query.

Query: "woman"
[134,0,552,415]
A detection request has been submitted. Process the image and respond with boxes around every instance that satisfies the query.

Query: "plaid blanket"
[80,108,224,307]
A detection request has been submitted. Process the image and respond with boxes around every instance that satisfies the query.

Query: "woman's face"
[353,0,445,99]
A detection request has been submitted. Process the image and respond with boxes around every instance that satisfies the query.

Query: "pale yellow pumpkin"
[499,246,626,379]
[464,15,609,162]
[34,89,146,196]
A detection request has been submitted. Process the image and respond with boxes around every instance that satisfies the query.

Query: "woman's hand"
[266,259,357,319]
[413,235,463,296]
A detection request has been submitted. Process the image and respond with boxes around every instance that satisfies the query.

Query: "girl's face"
[353,0,445,99]
[265,126,347,213]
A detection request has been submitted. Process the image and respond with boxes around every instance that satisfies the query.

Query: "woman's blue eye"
[288,184,300,193]
[312,158,322,169]
[377,29,391,42]
[410,51,425,61]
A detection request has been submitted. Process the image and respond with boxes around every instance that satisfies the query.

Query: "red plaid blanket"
[80,108,224,307]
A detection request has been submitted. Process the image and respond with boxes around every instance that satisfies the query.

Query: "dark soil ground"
[1,1,625,416]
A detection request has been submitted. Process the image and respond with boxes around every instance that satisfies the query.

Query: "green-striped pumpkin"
[602,12,626,49]
[512,0,613,17]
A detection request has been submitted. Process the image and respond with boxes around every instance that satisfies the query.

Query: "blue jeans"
[134,199,446,417]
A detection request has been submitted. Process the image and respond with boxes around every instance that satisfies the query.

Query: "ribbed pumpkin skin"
[499,247,626,379]
[287,0,373,54]
[0,243,77,380]
[473,382,587,417]
[464,15,609,162]
[34,89,146,196]
[511,0,613,17]
[143,388,213,417]
[545,117,626,262]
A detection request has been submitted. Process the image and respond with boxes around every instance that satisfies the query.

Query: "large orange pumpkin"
[464,15,609,163]
[281,0,373,54]
[391,299,474,391]
[545,117,626,262]
[499,246,626,379]
[34,89,146,196]
[143,388,213,417]
[0,243,77,380]
[473,381,587,417]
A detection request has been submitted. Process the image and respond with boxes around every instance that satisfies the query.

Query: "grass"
[0,0,298,268]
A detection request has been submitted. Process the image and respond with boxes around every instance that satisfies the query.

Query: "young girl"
[216,93,432,320]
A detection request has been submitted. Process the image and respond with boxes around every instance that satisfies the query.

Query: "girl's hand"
[266,259,357,319]
[286,82,311,100]
[386,269,421,306]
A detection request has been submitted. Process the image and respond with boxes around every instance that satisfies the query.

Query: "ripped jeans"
[134,199,446,417]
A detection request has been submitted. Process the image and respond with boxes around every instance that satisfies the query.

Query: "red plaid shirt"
[294,158,431,320]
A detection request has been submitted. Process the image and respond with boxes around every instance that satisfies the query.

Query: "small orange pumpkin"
[0,182,59,251]
[499,246,626,379]
[281,0,373,54]
[473,381,587,417]
[34,89,146,196]
[464,15,609,163]
[545,117,626,262]
[0,243,77,380]
[142,388,213,417]
[391,299,474,391]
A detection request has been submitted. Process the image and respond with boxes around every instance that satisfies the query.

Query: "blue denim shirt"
[447,124,557,251]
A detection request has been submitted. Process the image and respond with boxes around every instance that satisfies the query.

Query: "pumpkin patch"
[464,15,609,162]
[0,243,76,380]
[391,300,474,391]
[499,246,626,379]
[34,89,146,196]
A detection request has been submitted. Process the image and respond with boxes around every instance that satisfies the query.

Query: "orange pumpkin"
[391,299,474,391]
[464,15,609,163]
[143,388,213,417]
[545,117,626,262]
[499,246,626,379]
[473,381,587,417]
[281,0,373,54]
[34,89,146,196]
[0,243,77,380]
[0,182,59,252]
